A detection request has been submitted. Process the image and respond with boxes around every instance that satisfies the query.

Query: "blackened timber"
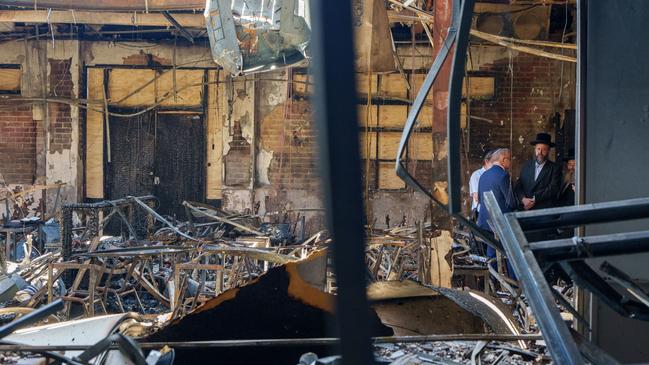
[162,11,194,44]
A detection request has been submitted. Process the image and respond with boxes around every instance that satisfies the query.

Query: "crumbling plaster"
[1,39,217,217]
[0,40,81,216]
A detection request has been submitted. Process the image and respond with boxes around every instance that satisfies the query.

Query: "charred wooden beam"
[0,0,204,11]
[0,10,204,27]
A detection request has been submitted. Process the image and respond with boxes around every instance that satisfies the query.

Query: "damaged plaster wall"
[45,41,81,213]
[0,39,219,219]
[222,76,256,209]
[255,71,324,236]
[0,40,80,218]
[220,69,325,236]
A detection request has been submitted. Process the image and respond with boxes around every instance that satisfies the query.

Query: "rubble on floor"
[372,340,550,365]
[0,194,579,364]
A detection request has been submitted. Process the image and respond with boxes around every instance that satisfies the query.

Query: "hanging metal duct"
[205,0,311,75]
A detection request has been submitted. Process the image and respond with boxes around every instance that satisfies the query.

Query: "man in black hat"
[558,148,576,207]
[514,132,562,211]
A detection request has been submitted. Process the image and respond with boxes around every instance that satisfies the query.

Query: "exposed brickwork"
[224,120,252,186]
[466,53,571,179]
[48,58,73,153]
[261,100,319,190]
[0,102,37,184]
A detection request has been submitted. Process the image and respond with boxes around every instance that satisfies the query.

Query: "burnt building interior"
[0,0,647,364]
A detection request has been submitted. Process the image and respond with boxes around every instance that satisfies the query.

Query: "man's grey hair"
[489,148,511,162]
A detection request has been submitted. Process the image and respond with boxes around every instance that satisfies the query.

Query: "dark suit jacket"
[558,180,575,206]
[514,159,562,210]
[477,165,516,231]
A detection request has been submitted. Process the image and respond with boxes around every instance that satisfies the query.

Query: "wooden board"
[0,10,204,27]
[410,132,434,160]
[292,73,312,95]
[358,105,378,127]
[206,70,222,199]
[108,69,156,107]
[361,131,435,161]
[359,131,377,159]
[378,73,408,99]
[356,73,378,96]
[378,162,405,189]
[157,69,203,107]
[108,68,203,107]
[461,102,467,129]
[86,68,104,199]
[429,230,453,288]
[409,73,435,104]
[465,76,495,98]
[0,68,21,91]
[409,74,494,100]
[417,106,433,127]
[411,104,463,129]
[378,105,407,128]
[396,46,434,70]
[378,132,402,160]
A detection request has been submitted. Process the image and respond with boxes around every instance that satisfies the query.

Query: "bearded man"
[514,132,562,211]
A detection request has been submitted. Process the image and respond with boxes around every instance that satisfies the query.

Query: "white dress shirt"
[534,161,546,180]
[469,167,486,210]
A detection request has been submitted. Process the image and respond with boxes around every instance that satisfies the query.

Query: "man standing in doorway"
[514,132,562,211]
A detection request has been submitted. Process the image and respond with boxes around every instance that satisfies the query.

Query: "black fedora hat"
[530,132,555,147]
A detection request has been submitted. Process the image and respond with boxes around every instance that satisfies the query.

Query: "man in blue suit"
[477,148,517,276]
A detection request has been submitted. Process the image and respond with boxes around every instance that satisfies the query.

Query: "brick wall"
[219,53,574,230]
[48,58,73,153]
[466,52,573,180]
[0,102,37,184]
[261,100,319,190]
[224,120,252,186]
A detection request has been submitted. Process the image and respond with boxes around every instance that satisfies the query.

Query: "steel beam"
[447,0,475,214]
[600,262,649,310]
[561,261,649,320]
[514,197,649,231]
[484,191,584,365]
[162,11,195,44]
[530,230,649,261]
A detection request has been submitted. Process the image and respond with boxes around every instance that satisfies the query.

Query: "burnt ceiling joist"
[0,10,204,27]
[0,0,204,11]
